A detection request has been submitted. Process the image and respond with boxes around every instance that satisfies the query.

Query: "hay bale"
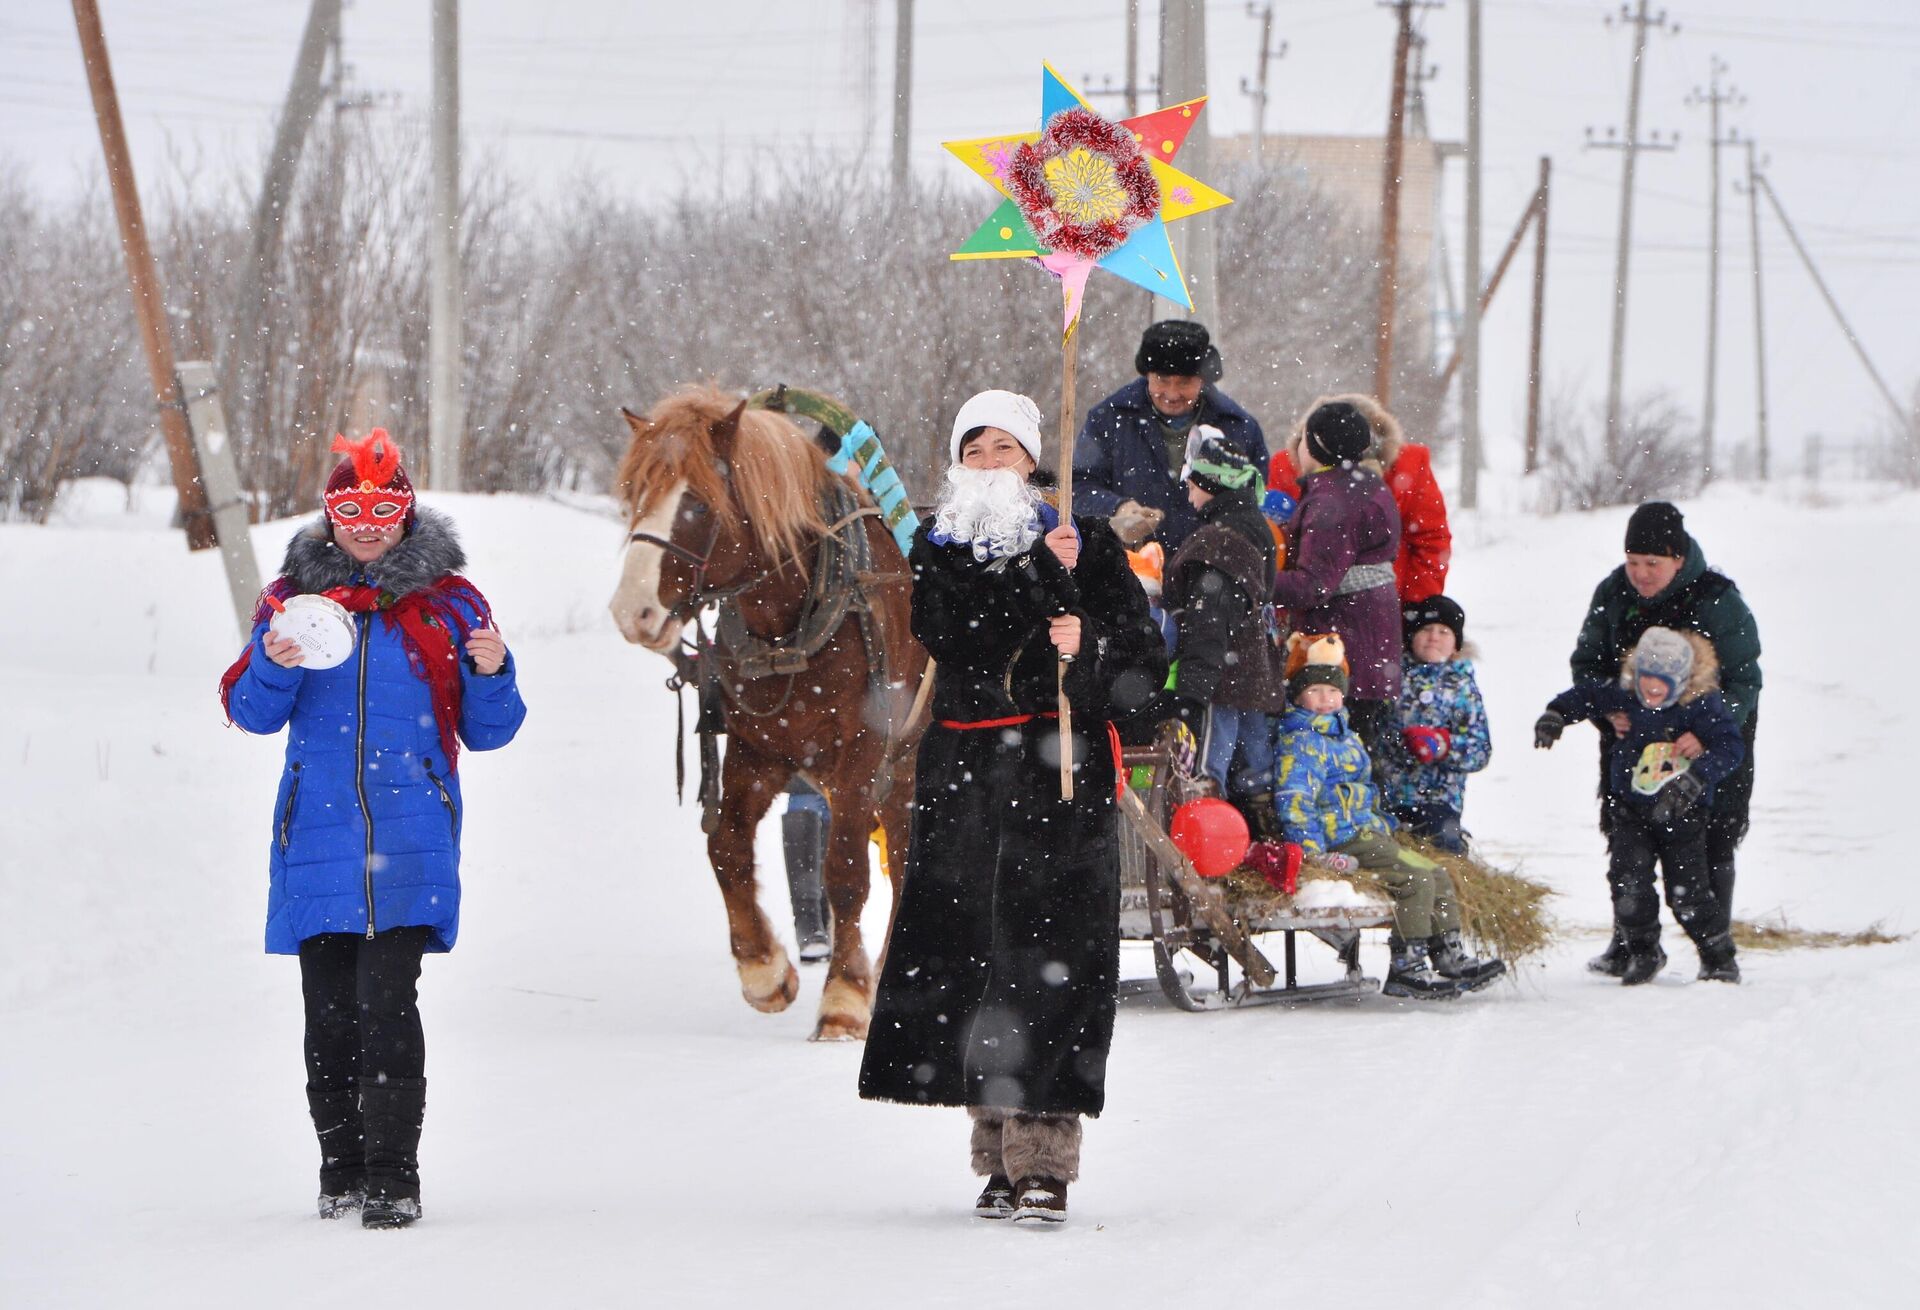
[1731,914,1909,952]
[1219,836,1556,963]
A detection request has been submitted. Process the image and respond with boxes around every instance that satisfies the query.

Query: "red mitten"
[1403,725,1452,763]
[1249,840,1305,894]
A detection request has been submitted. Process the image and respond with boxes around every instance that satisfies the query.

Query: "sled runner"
[1115,740,1394,1010]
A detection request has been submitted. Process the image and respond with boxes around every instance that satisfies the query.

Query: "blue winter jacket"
[1070,378,1269,551]
[1379,655,1492,817]
[224,511,527,954]
[1546,682,1743,811]
[1272,706,1393,854]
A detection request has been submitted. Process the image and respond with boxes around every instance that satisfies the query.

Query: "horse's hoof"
[739,953,799,1014]
[809,977,872,1042]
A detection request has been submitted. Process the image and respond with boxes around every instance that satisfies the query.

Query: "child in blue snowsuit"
[1536,625,1744,985]
[1378,595,1491,853]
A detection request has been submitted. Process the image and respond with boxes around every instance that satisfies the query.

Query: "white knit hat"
[949,390,1044,465]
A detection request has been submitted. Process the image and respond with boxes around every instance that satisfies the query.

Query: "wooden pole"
[1436,184,1543,389]
[1459,0,1483,509]
[1525,155,1551,475]
[71,0,216,550]
[1373,1,1414,408]
[1056,320,1080,800]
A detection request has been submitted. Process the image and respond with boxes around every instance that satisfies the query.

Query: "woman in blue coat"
[220,431,526,1228]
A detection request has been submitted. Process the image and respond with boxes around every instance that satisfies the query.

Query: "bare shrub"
[1537,386,1703,511]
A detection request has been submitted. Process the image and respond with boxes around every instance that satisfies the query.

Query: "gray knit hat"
[1631,627,1694,703]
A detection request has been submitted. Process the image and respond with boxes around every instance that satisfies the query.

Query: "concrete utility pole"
[1160,0,1220,336]
[1741,137,1770,481]
[1687,57,1739,481]
[1126,0,1141,117]
[1757,172,1916,445]
[1590,1,1677,462]
[1373,1,1436,409]
[70,0,217,551]
[1459,0,1483,509]
[1526,155,1551,475]
[429,0,463,491]
[891,0,913,192]
[1241,3,1287,166]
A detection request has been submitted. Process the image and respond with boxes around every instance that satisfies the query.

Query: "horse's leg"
[811,771,878,1042]
[711,747,799,1014]
[866,747,918,983]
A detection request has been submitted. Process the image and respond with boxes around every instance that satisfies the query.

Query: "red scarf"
[219,575,492,772]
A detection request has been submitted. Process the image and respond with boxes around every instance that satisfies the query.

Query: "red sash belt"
[933,713,1127,799]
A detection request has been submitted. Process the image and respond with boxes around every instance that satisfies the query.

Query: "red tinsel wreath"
[1008,107,1160,262]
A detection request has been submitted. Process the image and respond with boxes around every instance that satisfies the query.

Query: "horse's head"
[609,386,833,655]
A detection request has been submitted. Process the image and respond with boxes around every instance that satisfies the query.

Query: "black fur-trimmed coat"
[858,517,1166,1118]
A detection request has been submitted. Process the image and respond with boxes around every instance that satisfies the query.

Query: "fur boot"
[1001,1113,1081,1185]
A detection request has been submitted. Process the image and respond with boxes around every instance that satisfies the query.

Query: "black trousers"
[298,928,432,1198]
[1606,804,1729,949]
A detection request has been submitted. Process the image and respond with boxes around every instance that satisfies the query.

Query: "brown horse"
[608,385,927,1040]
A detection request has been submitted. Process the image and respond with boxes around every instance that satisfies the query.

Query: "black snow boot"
[1696,931,1741,984]
[360,1077,426,1228]
[1383,938,1465,1001]
[782,805,831,964]
[307,1085,364,1217]
[974,1174,1015,1219]
[1587,927,1630,977]
[1620,937,1668,987]
[1011,1176,1068,1225]
[1428,930,1507,991]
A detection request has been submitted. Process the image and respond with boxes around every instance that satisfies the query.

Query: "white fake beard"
[931,465,1042,562]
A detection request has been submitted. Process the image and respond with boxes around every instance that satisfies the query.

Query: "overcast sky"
[7,0,1920,482]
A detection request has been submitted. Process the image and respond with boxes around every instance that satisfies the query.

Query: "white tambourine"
[268,593,357,670]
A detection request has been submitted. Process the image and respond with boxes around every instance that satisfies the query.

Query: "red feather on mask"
[330,428,403,487]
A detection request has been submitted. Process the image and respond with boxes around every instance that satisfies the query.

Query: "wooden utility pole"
[1591,1,1677,461]
[429,0,464,491]
[1373,0,1418,408]
[1687,57,1739,481]
[1241,4,1287,166]
[1161,0,1220,336]
[1757,172,1916,444]
[1742,137,1770,481]
[891,0,914,193]
[70,0,216,551]
[1526,156,1551,474]
[1460,0,1483,509]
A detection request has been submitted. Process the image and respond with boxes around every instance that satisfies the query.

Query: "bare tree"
[1538,384,1703,511]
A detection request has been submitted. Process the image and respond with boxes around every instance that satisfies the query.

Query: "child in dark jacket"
[1536,626,1745,985]
[1378,595,1491,853]
[1273,635,1504,999]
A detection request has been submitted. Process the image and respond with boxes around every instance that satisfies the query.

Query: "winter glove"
[1246,840,1303,895]
[1110,499,1165,548]
[1533,710,1566,749]
[1649,770,1706,827]
[1315,851,1359,876]
[1402,725,1452,764]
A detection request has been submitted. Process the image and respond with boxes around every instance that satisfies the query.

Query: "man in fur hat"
[1070,319,1268,552]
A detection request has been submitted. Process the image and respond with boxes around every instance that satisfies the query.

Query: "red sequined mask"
[322,429,415,531]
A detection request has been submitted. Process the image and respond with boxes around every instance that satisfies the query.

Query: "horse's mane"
[617,385,836,575]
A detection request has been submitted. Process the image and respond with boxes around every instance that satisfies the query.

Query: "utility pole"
[891,0,913,193]
[1757,171,1916,444]
[1374,1,1435,409]
[1526,155,1551,475]
[429,0,463,491]
[1126,0,1141,117]
[1739,136,1770,481]
[70,0,216,551]
[1687,57,1739,481]
[1240,3,1287,166]
[1460,0,1483,509]
[1161,0,1220,335]
[1589,1,1678,462]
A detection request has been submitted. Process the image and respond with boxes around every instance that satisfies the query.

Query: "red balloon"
[1169,798,1250,878]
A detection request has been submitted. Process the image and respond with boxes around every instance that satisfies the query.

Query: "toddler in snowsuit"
[1378,595,1491,853]
[1536,626,1745,985]
[1272,635,1504,999]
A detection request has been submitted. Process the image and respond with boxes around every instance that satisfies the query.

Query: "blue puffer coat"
[1379,654,1492,816]
[223,510,527,954]
[1070,378,1269,551]
[1272,706,1393,854]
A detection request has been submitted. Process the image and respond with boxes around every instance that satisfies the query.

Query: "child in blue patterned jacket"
[1378,595,1491,854]
[1273,634,1504,999]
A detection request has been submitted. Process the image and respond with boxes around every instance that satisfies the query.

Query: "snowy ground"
[3,478,1914,1307]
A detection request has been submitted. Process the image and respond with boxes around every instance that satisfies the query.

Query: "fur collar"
[281,506,467,598]
[1617,628,1720,703]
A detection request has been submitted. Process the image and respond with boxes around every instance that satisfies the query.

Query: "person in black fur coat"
[858,390,1166,1226]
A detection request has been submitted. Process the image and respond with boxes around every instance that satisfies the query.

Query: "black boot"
[1383,938,1465,1001]
[1709,863,1737,919]
[974,1174,1015,1219]
[360,1078,426,1228]
[1011,1176,1068,1224]
[307,1085,364,1218]
[1587,927,1629,977]
[1241,791,1286,846]
[1696,930,1741,983]
[782,805,831,964]
[1427,930,1507,991]
[1619,932,1668,987]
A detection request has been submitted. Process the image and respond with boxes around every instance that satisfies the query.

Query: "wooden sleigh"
[1115,740,1396,1010]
